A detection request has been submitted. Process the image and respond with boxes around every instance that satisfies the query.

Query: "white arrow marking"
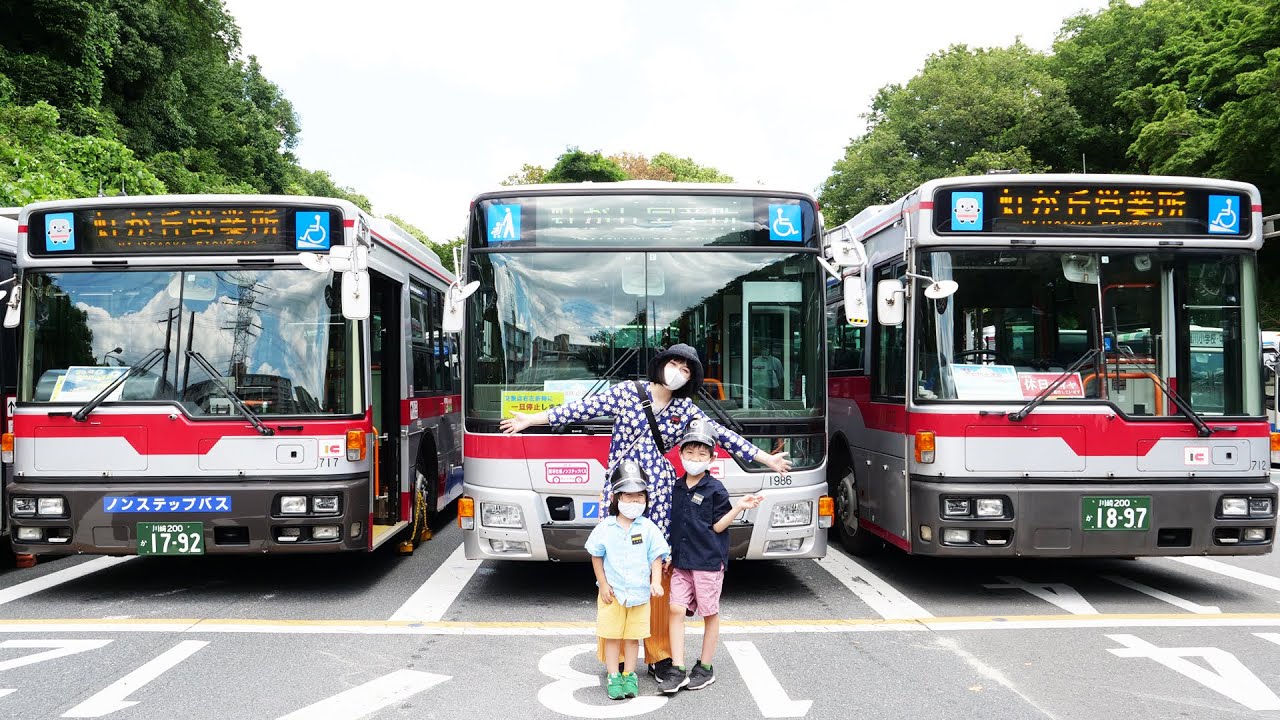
[0,557,135,606]
[815,547,932,619]
[62,641,208,717]
[0,639,113,672]
[1108,634,1280,711]
[390,544,483,621]
[984,576,1098,614]
[276,669,449,720]
[1102,575,1221,614]
[725,641,811,718]
[537,643,666,718]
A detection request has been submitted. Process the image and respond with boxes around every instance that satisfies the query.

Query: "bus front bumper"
[909,477,1278,557]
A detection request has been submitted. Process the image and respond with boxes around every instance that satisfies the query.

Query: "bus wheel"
[835,469,882,556]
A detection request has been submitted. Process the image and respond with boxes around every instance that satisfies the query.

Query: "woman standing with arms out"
[500,343,792,684]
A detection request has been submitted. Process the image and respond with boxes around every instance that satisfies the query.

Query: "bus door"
[742,281,802,410]
[370,274,405,535]
[868,262,909,542]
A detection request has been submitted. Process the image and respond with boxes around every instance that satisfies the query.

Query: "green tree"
[435,236,465,275]
[286,168,372,212]
[501,163,547,186]
[650,152,733,183]
[544,148,627,183]
[820,43,1073,225]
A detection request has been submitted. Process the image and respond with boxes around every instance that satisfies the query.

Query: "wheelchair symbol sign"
[295,212,331,250]
[1208,194,1240,234]
[769,204,802,242]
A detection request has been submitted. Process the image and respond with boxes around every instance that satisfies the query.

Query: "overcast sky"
[222,0,1118,243]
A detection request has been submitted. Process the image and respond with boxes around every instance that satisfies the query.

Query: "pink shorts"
[670,567,724,617]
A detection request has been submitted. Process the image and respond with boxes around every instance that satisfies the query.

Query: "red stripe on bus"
[370,229,453,285]
[401,490,411,524]
[919,201,934,210]
[859,518,911,552]
[400,395,461,425]
[344,219,356,228]
[466,432,613,465]
[14,411,373,456]
[856,202,928,242]
[18,225,28,233]
[1253,205,1263,212]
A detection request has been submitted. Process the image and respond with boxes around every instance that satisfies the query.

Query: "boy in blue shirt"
[585,461,671,700]
[658,419,762,692]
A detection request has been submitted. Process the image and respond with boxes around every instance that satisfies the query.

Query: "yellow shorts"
[597,596,651,640]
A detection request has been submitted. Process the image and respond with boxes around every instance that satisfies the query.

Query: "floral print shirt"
[545,380,759,538]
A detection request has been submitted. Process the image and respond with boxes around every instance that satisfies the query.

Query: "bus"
[445,182,849,561]
[4,195,462,556]
[825,173,1276,557]
[0,209,16,552]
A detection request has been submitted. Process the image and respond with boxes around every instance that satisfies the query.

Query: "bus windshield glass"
[914,250,1257,417]
[20,270,357,415]
[466,250,823,422]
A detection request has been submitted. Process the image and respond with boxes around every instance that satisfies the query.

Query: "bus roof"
[17,193,365,218]
[0,213,16,255]
[471,180,817,203]
[366,216,453,281]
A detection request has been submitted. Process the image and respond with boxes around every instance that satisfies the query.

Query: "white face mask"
[664,365,689,390]
[618,501,646,519]
[682,459,711,476]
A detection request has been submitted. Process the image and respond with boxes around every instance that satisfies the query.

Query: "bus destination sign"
[932,184,1250,237]
[29,204,342,256]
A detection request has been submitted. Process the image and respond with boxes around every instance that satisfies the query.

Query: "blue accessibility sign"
[488,204,521,243]
[582,501,601,519]
[295,211,331,250]
[768,204,803,241]
[1208,194,1240,234]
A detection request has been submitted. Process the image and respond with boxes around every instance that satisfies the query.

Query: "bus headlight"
[770,501,812,528]
[12,497,37,516]
[280,496,308,515]
[481,502,524,529]
[37,497,66,516]
[1221,497,1249,516]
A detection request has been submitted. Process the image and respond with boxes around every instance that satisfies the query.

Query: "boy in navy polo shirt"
[658,419,762,693]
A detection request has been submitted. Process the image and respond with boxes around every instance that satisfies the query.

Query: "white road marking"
[275,669,449,720]
[1255,632,1280,647]
[62,640,208,717]
[983,577,1098,615]
[725,641,811,718]
[536,644,666,718]
[934,636,1063,720]
[1102,575,1221,614]
[0,639,112,672]
[1107,634,1280,711]
[0,689,14,699]
[389,544,483,622]
[0,557,135,606]
[1166,556,1280,593]
[814,547,932,619]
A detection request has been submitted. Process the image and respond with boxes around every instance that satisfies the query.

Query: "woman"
[500,343,792,681]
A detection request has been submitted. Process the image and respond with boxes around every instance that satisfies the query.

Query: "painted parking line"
[0,557,135,606]
[1102,575,1221,614]
[813,547,932,619]
[389,544,483,622]
[1165,557,1280,593]
[5,613,1280,637]
[276,669,450,720]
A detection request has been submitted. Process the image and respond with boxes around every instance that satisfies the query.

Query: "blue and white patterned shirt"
[585,516,670,607]
[546,380,759,538]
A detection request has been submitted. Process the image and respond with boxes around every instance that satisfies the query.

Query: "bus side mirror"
[843,275,869,327]
[341,270,370,320]
[2,294,17,329]
[876,279,905,326]
[442,281,479,334]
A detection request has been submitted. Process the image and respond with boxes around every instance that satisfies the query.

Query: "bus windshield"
[914,250,1257,417]
[466,250,823,422]
[20,269,357,415]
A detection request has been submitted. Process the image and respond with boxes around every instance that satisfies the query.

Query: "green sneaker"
[606,673,625,701]
[622,671,639,698]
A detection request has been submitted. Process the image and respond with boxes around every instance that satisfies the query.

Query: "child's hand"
[599,583,615,604]
[662,557,671,574]
[738,494,764,510]
[650,580,664,598]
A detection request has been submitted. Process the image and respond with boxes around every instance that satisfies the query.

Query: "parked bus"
[445,182,853,561]
[4,195,461,556]
[0,209,16,550]
[825,173,1276,557]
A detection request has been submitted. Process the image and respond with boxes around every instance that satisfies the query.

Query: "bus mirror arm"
[2,278,19,330]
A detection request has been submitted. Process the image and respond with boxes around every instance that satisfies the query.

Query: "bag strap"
[633,380,666,452]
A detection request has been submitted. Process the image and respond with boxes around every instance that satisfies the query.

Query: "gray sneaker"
[656,665,688,694]
[647,657,673,679]
[686,662,715,690]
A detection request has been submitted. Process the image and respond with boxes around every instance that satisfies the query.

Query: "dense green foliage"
[506,149,734,185]
[0,0,374,217]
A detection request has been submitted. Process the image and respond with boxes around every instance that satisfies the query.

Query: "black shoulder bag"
[632,380,666,452]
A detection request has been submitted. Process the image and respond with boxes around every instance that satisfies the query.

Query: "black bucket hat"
[647,343,703,396]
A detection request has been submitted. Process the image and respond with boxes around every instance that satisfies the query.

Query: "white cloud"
[223,0,1116,241]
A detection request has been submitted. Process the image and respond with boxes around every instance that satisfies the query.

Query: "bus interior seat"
[34,369,67,402]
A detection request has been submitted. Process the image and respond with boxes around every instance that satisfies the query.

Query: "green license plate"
[137,522,205,555]
[1082,496,1151,531]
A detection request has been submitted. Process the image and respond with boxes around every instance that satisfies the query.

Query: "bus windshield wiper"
[1008,349,1099,422]
[697,386,745,434]
[1113,344,1214,437]
[71,348,168,422]
[554,347,639,435]
[185,350,274,436]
